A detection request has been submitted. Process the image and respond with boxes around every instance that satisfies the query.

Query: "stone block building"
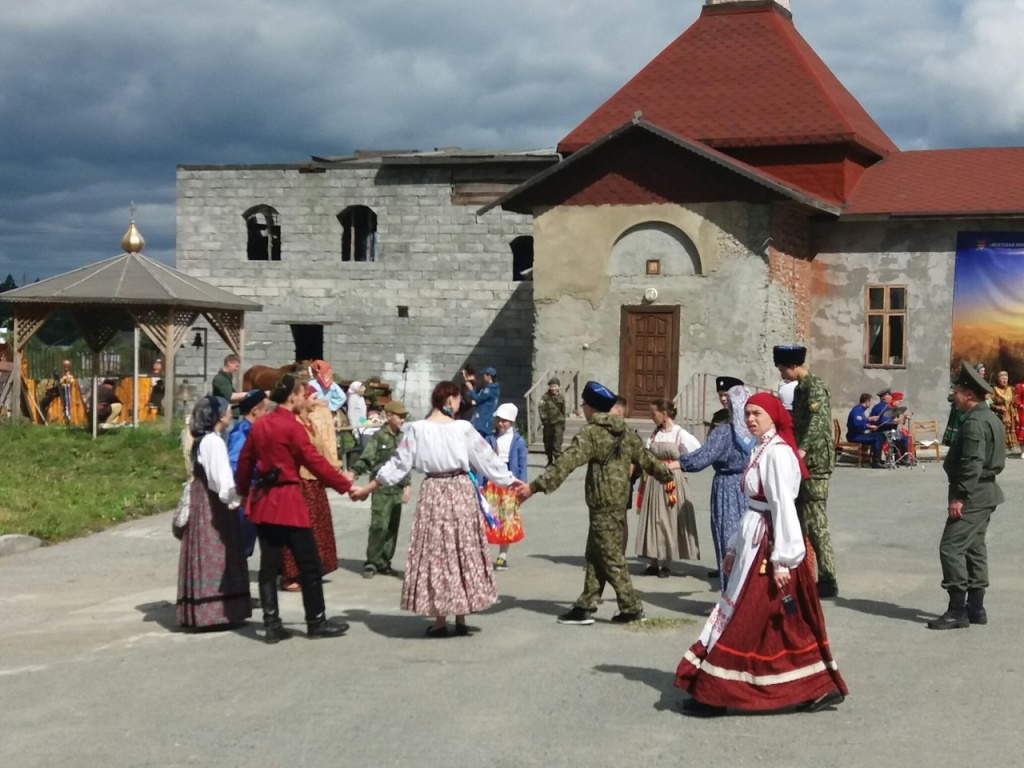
[175,150,555,416]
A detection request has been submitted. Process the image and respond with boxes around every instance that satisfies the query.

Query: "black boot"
[306,613,349,639]
[926,591,969,630]
[967,589,987,625]
[816,579,839,599]
[259,582,292,645]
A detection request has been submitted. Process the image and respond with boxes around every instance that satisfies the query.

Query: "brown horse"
[242,361,309,392]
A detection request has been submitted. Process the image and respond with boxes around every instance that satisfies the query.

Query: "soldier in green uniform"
[539,377,567,466]
[928,362,1006,630]
[775,345,839,599]
[352,400,411,578]
[516,381,673,625]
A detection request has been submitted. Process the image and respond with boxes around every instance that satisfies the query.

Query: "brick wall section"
[767,203,814,340]
[175,162,541,417]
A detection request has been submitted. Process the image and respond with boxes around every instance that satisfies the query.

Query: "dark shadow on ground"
[479,594,569,619]
[593,664,681,712]
[637,590,716,617]
[340,608,484,639]
[834,596,935,624]
[135,600,264,643]
[529,553,588,569]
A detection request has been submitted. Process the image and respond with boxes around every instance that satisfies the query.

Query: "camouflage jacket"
[351,427,410,488]
[531,413,673,509]
[539,392,566,425]
[792,371,835,475]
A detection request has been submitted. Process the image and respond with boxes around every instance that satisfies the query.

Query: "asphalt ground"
[1,455,1022,768]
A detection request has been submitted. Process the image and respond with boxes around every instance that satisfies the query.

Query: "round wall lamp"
[642,287,658,303]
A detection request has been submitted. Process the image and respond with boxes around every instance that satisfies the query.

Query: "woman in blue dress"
[679,385,755,591]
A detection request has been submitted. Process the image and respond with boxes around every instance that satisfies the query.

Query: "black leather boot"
[816,579,839,599]
[259,582,292,644]
[967,589,987,625]
[306,613,349,639]
[927,591,969,630]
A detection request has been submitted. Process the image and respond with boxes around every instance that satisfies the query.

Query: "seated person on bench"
[847,392,883,466]
[96,378,122,425]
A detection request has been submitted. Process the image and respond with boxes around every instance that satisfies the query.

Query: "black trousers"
[256,523,325,621]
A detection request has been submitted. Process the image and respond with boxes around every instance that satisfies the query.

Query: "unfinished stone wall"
[175,163,536,417]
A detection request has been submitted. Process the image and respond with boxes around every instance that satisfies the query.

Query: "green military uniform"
[792,371,837,583]
[352,426,410,574]
[940,401,1005,596]
[539,389,566,465]
[211,369,239,419]
[531,412,673,615]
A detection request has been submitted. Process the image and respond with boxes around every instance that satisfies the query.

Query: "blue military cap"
[582,380,616,412]
[479,366,497,377]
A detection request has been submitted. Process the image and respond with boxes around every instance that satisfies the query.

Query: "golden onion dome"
[121,221,145,253]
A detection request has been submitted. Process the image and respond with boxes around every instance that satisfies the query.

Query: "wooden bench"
[834,418,870,467]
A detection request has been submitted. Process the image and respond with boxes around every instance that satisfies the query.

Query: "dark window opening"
[339,205,378,262]
[243,205,281,261]
[397,306,409,318]
[511,235,534,281]
[291,324,323,361]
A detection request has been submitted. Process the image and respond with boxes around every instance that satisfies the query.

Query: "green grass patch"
[0,424,187,542]
[624,616,698,632]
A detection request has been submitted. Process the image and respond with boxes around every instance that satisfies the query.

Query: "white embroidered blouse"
[741,429,805,569]
[376,419,516,487]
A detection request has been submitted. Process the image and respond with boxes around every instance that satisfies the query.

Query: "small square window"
[646,259,661,275]
[397,306,409,318]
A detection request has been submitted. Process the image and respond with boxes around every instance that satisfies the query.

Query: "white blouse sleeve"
[198,434,240,508]
[676,426,701,456]
[761,444,805,570]
[375,424,417,487]
[467,426,515,486]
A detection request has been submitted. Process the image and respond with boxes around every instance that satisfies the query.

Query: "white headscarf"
[348,380,364,396]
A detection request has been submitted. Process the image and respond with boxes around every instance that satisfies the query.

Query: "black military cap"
[716,376,744,392]
[773,345,806,366]
[953,361,993,398]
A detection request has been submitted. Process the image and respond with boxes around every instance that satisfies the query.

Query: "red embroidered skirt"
[674,535,847,711]
[282,479,338,581]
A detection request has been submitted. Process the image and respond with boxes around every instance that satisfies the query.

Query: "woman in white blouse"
[674,392,847,716]
[350,381,516,637]
[635,398,701,576]
[176,396,252,630]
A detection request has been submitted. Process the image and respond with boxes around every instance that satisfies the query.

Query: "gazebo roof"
[0,251,261,312]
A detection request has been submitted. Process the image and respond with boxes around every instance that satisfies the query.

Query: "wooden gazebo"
[0,219,261,435]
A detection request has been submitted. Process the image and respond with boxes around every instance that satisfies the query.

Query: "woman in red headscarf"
[675,392,847,716]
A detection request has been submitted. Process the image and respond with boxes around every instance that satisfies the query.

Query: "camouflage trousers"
[542,422,565,465]
[575,506,642,614]
[364,487,404,573]
[797,474,836,582]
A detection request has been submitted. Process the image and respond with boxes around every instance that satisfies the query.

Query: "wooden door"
[619,306,680,417]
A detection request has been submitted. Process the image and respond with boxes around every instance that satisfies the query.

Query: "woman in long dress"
[679,385,755,591]
[635,398,701,577]
[281,389,341,591]
[350,381,516,637]
[176,396,252,630]
[674,392,847,715]
[990,371,1019,454]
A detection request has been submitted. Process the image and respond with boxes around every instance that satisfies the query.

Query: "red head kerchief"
[311,360,334,392]
[746,391,809,479]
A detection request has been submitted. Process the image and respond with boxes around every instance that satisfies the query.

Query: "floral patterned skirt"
[401,474,498,617]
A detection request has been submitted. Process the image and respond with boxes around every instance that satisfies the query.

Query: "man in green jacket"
[352,400,411,578]
[539,376,567,466]
[775,344,838,599]
[517,381,673,625]
[928,362,1006,630]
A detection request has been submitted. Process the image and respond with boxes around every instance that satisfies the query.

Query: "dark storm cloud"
[1,0,1022,281]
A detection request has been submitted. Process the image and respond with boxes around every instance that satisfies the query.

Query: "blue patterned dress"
[680,424,749,591]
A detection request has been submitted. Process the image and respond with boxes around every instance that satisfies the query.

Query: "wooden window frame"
[863,284,907,369]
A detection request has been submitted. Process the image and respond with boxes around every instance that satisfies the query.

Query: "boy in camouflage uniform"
[352,401,411,578]
[539,377,567,466]
[517,381,673,625]
[775,345,839,598]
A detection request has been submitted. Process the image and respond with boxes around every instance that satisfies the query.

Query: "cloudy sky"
[2,0,1023,281]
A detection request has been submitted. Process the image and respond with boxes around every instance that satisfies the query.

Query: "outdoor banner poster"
[950,232,1024,384]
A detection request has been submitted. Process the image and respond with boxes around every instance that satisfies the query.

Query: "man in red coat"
[236,375,354,643]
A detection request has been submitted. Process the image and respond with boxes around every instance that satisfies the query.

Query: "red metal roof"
[558,2,898,158]
[843,148,1024,216]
